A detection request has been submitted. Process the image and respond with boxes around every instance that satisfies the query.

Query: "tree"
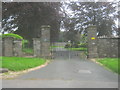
[62,2,118,37]
[2,2,62,47]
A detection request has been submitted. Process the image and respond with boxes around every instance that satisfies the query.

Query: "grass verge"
[50,46,64,48]
[0,57,46,71]
[22,48,33,54]
[67,48,87,51]
[97,58,119,74]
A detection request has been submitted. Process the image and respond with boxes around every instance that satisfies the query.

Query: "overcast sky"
[1,0,119,2]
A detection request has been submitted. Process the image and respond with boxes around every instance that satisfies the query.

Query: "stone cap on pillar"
[41,25,50,29]
[3,37,14,40]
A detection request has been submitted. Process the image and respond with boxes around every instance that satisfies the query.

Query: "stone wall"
[97,36,119,58]
[87,25,119,58]
[0,37,23,57]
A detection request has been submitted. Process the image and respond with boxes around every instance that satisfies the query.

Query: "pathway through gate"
[51,42,86,60]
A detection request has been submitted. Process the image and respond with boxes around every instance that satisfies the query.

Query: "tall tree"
[62,2,118,37]
[2,2,61,46]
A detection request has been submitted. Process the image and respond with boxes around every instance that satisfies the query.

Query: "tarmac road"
[2,49,118,88]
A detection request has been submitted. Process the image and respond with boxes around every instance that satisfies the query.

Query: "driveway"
[2,50,118,88]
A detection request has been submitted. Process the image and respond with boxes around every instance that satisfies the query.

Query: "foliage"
[65,43,71,48]
[67,47,87,51]
[84,51,88,56]
[1,33,23,39]
[78,43,87,47]
[64,30,78,44]
[62,2,118,36]
[51,46,64,48]
[97,58,119,74]
[65,42,87,48]
[2,2,62,45]
[0,57,46,71]
[22,39,29,48]
[72,43,79,48]
[1,33,29,47]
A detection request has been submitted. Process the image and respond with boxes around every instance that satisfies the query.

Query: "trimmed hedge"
[1,33,28,47]
[1,33,23,40]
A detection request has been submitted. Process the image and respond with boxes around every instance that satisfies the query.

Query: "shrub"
[78,43,87,47]
[1,33,28,47]
[1,33,23,40]
[72,43,79,48]
[65,44,71,48]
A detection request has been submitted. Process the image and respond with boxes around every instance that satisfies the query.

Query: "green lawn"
[50,46,64,48]
[97,58,119,74]
[67,48,87,51]
[0,57,46,71]
[22,48,33,54]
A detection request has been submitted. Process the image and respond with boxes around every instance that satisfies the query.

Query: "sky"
[2,0,119,2]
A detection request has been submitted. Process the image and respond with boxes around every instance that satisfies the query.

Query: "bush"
[65,44,71,48]
[78,43,87,47]
[1,33,29,47]
[71,43,79,48]
[22,39,29,48]
[1,33,23,40]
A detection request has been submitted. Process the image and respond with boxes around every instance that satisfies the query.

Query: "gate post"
[87,25,98,58]
[33,38,41,57]
[40,25,51,58]
[13,39,23,57]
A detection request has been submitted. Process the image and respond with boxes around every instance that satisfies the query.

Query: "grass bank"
[50,46,64,48]
[67,47,87,51]
[22,48,33,54]
[97,58,119,74]
[0,57,46,71]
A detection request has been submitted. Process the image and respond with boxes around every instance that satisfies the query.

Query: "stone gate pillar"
[87,25,98,58]
[33,38,41,57]
[40,25,51,58]
[14,39,23,57]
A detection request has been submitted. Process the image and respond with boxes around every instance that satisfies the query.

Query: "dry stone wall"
[97,36,119,58]
[0,37,23,57]
[87,25,119,58]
